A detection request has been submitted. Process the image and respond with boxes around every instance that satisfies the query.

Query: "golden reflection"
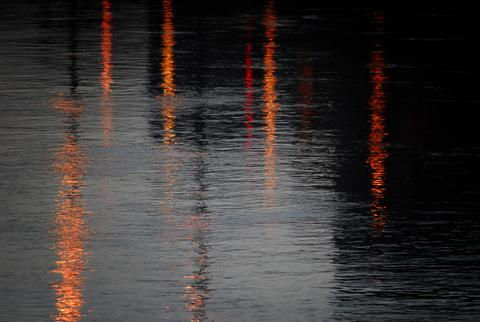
[263,1,279,205]
[51,97,88,322]
[367,25,388,231]
[244,41,254,150]
[101,0,113,146]
[157,0,176,145]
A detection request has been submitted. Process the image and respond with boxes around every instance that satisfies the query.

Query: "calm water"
[2,1,480,321]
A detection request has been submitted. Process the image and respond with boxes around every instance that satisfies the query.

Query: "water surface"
[1,1,480,321]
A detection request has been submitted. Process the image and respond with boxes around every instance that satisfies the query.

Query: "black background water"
[1,1,480,321]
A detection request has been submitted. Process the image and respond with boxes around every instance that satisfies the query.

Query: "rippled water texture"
[2,1,480,321]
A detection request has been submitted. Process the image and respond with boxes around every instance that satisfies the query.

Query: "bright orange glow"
[157,0,177,145]
[263,1,278,205]
[368,43,388,232]
[161,0,175,97]
[101,0,113,146]
[52,99,88,322]
[244,41,254,150]
[157,0,177,223]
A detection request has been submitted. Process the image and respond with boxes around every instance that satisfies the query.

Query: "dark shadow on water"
[330,9,480,321]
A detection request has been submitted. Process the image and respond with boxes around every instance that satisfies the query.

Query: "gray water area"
[2,1,480,321]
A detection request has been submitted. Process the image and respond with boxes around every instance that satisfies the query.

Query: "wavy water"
[1,1,480,321]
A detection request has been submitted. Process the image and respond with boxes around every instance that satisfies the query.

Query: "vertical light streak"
[244,41,254,150]
[159,0,176,145]
[262,1,278,205]
[52,99,88,322]
[101,0,113,146]
[367,13,388,231]
[181,156,209,320]
[156,0,178,223]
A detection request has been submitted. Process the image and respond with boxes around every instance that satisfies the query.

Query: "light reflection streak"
[158,0,176,145]
[180,166,210,321]
[367,13,388,231]
[157,0,178,223]
[50,7,91,319]
[176,144,209,319]
[52,98,88,322]
[101,0,113,146]
[263,1,279,205]
[181,106,210,319]
[244,41,254,150]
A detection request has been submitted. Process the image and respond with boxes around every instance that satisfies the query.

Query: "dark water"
[2,1,480,321]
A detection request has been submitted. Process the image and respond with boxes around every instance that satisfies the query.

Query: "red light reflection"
[367,39,388,231]
[244,41,254,150]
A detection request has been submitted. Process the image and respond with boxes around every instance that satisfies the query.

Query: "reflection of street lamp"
[101,0,113,147]
[157,0,177,145]
[244,41,254,150]
[52,120,88,322]
[50,4,90,319]
[263,1,279,206]
[367,12,388,232]
[183,141,209,321]
[52,86,87,322]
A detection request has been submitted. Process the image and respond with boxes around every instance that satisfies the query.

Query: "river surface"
[2,1,480,321]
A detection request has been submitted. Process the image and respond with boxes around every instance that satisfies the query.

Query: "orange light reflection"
[52,98,88,322]
[368,41,388,232]
[263,1,278,205]
[158,0,176,145]
[101,0,113,146]
[157,0,178,224]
